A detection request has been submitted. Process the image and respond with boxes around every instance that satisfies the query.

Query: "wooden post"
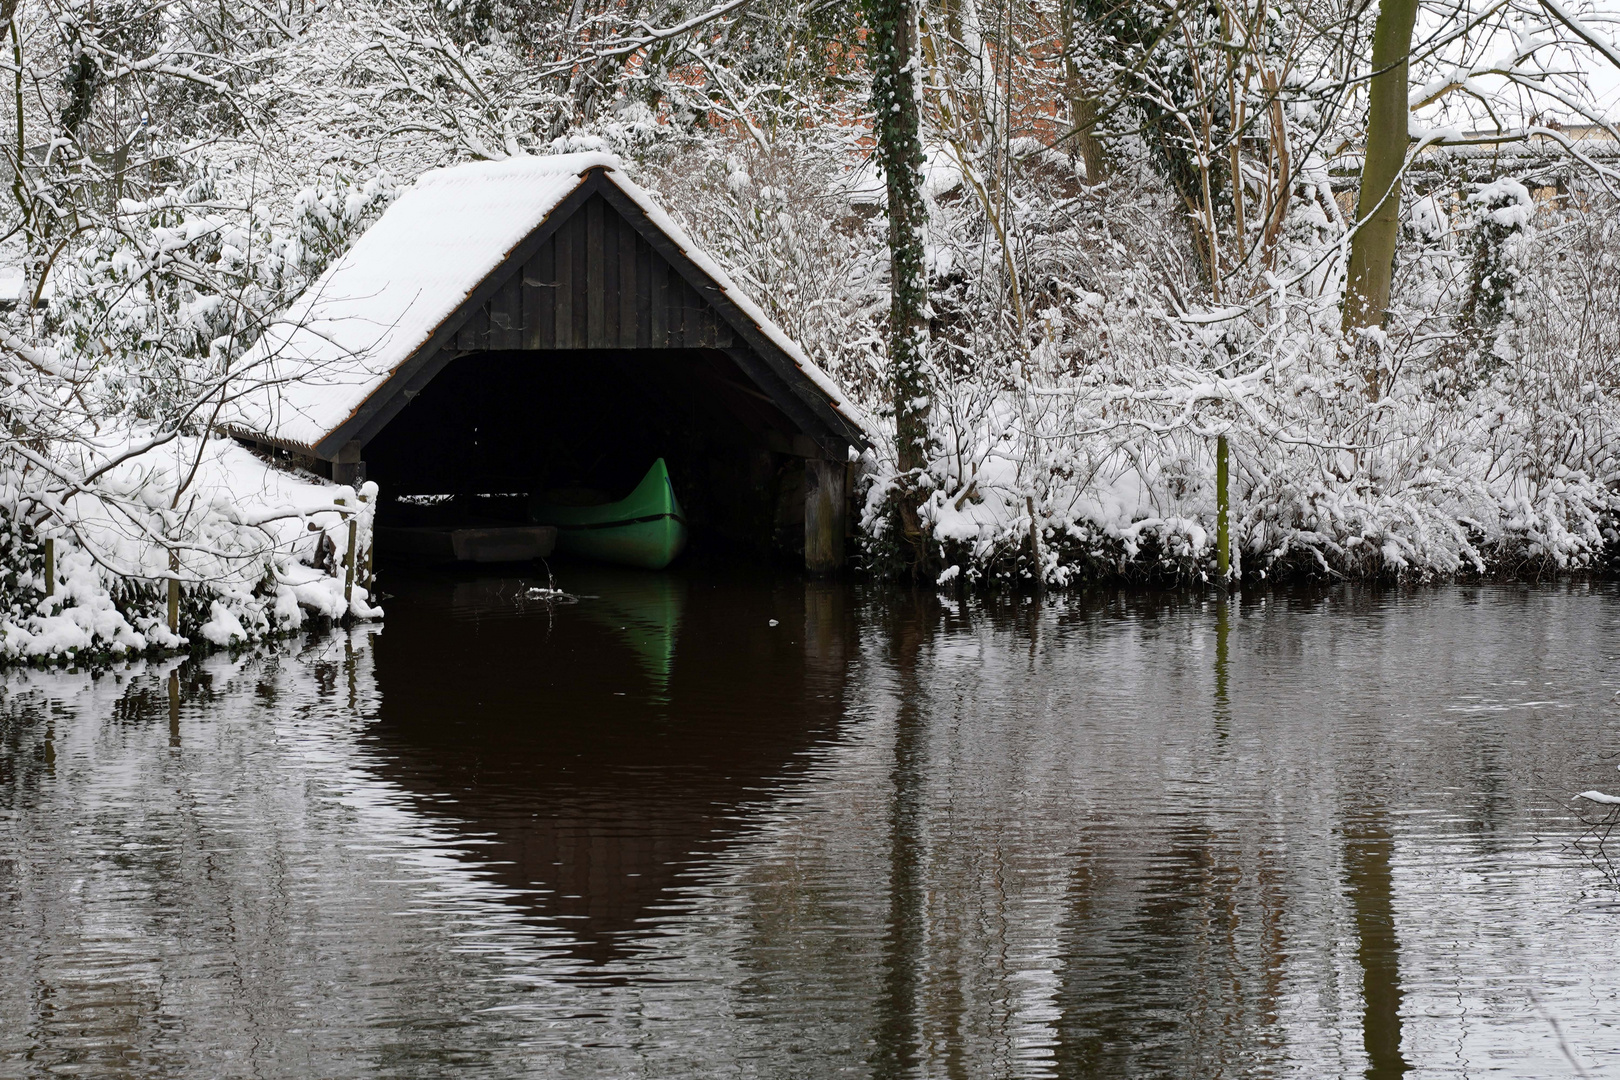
[357,490,371,587]
[1216,435,1230,583]
[44,538,54,597]
[344,515,357,607]
[333,440,365,488]
[804,458,846,574]
[167,550,180,634]
[1027,495,1044,594]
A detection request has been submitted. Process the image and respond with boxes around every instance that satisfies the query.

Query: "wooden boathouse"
[225,152,868,571]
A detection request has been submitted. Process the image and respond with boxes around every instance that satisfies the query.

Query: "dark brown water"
[2,573,1618,1077]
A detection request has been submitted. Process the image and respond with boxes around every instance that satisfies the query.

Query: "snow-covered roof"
[226,151,867,456]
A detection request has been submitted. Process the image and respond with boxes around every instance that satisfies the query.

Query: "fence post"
[44,538,54,598]
[1027,495,1044,596]
[344,516,357,607]
[1216,435,1230,583]
[167,549,180,634]
[357,491,372,587]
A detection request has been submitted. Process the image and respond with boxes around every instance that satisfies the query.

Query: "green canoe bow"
[529,459,688,570]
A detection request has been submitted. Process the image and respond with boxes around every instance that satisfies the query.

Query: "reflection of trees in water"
[364,569,856,966]
[0,641,414,1077]
[1,684,58,798]
[1050,817,1292,1078]
[1214,596,1231,739]
[1046,592,1283,1077]
[871,594,928,1079]
[1344,808,1408,1080]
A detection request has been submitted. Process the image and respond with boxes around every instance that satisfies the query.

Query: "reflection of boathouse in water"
[225,152,868,572]
[364,570,855,965]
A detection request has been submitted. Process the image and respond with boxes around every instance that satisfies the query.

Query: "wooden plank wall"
[453,193,735,353]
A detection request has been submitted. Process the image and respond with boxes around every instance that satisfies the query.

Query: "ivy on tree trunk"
[864,0,932,561]
[1342,0,1419,398]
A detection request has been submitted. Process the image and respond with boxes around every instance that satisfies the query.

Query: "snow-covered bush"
[0,328,383,665]
[0,161,395,665]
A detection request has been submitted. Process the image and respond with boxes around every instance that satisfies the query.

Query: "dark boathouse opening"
[363,347,818,560]
[233,161,867,573]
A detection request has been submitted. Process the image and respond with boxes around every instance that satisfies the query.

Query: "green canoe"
[529,459,688,570]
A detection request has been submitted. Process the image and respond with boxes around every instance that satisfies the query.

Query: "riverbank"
[858,474,1620,590]
[853,384,1620,589]
[7,446,1616,671]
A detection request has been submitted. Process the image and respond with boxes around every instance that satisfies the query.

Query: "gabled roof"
[225,152,868,458]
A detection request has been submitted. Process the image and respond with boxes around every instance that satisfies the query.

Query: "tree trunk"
[864,0,932,557]
[1059,0,1105,185]
[1072,95,1106,186]
[1342,0,1420,395]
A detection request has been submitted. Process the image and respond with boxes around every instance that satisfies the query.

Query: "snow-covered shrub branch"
[0,326,382,664]
[0,147,395,663]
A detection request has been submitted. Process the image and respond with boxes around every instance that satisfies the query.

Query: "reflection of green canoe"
[530,459,688,570]
[565,567,687,692]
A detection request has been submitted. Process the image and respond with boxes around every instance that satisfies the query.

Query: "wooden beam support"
[764,429,826,459]
[348,347,459,450]
[332,440,366,487]
[721,346,846,460]
[805,458,846,575]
